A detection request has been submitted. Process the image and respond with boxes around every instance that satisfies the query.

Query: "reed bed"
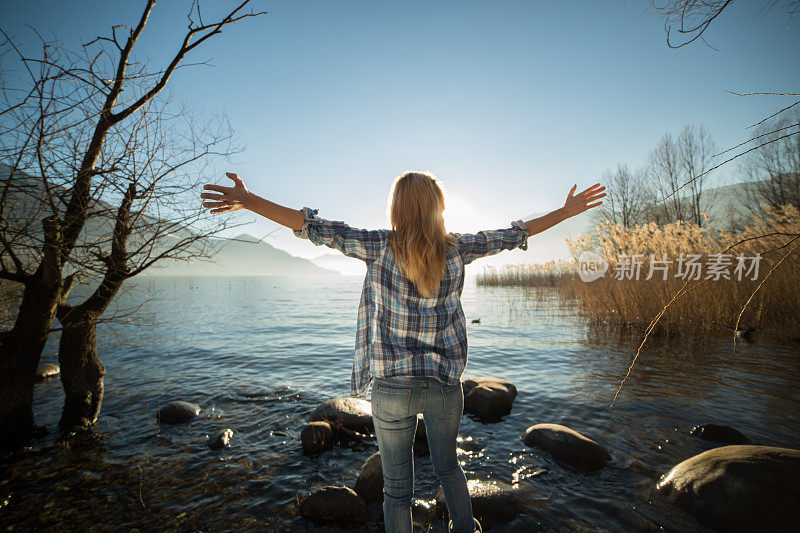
[477,206,800,339]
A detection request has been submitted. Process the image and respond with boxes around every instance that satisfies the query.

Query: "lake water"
[5,275,800,531]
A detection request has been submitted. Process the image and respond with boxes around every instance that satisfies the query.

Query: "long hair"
[387,171,456,297]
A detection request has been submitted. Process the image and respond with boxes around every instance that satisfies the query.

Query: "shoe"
[447,517,482,533]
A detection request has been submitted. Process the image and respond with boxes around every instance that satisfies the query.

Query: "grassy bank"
[477,206,800,339]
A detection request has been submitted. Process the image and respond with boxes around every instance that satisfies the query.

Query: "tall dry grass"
[478,206,800,339]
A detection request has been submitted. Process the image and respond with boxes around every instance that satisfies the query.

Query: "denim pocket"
[372,383,412,422]
[441,381,463,415]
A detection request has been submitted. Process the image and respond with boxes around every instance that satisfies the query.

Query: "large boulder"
[689,423,750,444]
[435,480,541,530]
[353,451,383,503]
[462,377,517,419]
[299,486,370,525]
[36,363,60,380]
[157,401,201,425]
[521,423,611,471]
[301,421,333,455]
[656,445,800,532]
[309,397,373,433]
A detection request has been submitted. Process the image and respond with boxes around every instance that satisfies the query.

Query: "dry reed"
[477,206,800,339]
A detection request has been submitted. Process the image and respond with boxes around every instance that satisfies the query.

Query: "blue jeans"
[370,376,475,533]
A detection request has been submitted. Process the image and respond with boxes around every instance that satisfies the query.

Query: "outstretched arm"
[455,182,606,265]
[524,183,605,235]
[201,172,388,263]
[200,172,305,231]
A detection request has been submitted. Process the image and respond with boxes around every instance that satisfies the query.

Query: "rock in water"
[299,486,370,525]
[521,423,611,471]
[301,421,333,455]
[208,429,233,450]
[309,397,373,433]
[157,401,201,424]
[462,377,517,419]
[656,445,800,531]
[353,451,382,502]
[35,363,60,380]
[434,480,542,530]
[689,423,750,444]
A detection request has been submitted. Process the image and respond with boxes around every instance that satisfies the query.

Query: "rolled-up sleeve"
[292,207,388,263]
[455,219,530,265]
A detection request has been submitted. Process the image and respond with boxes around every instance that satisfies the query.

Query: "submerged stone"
[299,486,370,525]
[435,479,541,530]
[353,451,382,503]
[462,377,517,419]
[157,401,201,425]
[35,363,60,380]
[521,423,611,471]
[301,421,333,455]
[208,428,233,450]
[689,423,750,444]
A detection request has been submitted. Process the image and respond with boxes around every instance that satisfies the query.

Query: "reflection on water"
[3,276,799,531]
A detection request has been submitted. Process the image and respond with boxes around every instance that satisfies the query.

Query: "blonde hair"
[388,171,456,297]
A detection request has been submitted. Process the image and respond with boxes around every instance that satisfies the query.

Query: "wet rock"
[656,445,800,532]
[36,363,60,380]
[299,486,370,525]
[412,498,438,522]
[157,401,201,425]
[309,397,373,433]
[353,451,382,503]
[689,423,750,444]
[462,377,517,419]
[435,480,541,530]
[208,428,233,450]
[301,421,333,454]
[456,436,484,454]
[521,423,611,471]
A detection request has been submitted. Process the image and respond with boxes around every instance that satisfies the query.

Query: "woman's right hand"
[562,183,605,218]
[201,172,251,214]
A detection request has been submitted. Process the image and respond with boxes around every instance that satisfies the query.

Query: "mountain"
[147,233,338,276]
[310,253,366,276]
[0,163,337,277]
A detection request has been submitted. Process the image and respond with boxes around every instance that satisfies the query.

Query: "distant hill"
[310,253,366,276]
[0,163,337,277]
[2,162,770,274]
[148,233,338,276]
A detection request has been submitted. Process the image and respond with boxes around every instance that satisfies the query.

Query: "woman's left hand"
[201,172,251,214]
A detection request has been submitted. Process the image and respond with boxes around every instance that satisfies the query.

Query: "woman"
[201,171,605,533]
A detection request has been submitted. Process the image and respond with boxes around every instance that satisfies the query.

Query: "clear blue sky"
[3,1,799,260]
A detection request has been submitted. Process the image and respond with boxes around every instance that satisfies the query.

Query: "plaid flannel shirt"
[293,207,530,398]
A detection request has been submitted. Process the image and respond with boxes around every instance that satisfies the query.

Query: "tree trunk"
[0,274,61,450]
[57,310,105,430]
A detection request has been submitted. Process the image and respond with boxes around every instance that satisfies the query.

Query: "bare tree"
[595,164,647,228]
[0,1,264,449]
[739,109,800,220]
[53,94,239,431]
[678,123,717,226]
[647,133,687,224]
[651,0,800,48]
[642,125,718,226]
